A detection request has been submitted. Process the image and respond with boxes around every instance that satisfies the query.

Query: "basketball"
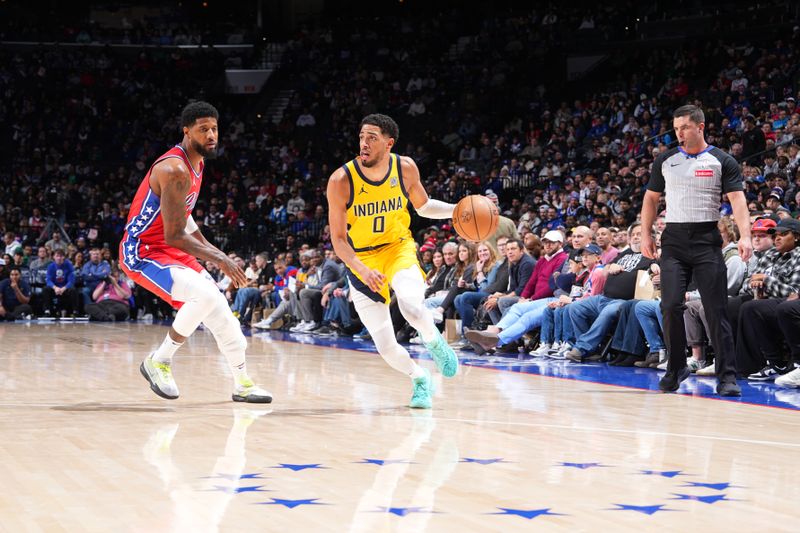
[452,195,500,242]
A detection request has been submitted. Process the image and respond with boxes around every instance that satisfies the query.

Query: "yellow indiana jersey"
[343,153,413,252]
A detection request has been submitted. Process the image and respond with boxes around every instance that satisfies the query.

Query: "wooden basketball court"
[1,322,798,531]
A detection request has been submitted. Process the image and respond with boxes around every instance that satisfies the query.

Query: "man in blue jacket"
[80,248,111,308]
[43,249,78,317]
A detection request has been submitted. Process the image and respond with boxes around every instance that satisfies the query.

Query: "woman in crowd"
[424,241,476,314]
[431,241,498,323]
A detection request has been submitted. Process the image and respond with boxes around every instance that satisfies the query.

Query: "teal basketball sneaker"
[409,367,433,409]
[424,330,459,378]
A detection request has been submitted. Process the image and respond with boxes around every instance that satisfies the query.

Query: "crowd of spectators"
[0,3,254,46]
[2,5,800,385]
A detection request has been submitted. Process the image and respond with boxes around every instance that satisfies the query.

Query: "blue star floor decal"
[557,462,609,469]
[257,498,327,509]
[203,473,265,480]
[270,463,328,471]
[670,493,738,504]
[355,458,415,466]
[489,508,567,520]
[208,485,270,494]
[681,482,743,491]
[638,470,690,478]
[460,458,510,465]
[607,504,680,515]
[370,507,435,517]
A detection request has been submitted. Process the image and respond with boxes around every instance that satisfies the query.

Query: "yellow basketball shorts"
[347,239,422,304]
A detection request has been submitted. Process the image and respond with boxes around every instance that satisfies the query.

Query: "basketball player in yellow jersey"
[328,114,459,409]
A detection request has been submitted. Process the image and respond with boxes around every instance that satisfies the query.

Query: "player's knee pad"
[370,320,415,374]
[368,320,398,353]
[203,296,247,353]
[391,267,428,323]
[171,268,221,337]
[171,268,219,306]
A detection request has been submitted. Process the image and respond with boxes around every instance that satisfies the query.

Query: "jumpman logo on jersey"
[358,184,368,195]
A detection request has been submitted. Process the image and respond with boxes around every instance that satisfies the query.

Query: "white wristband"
[185,215,198,234]
[416,198,455,219]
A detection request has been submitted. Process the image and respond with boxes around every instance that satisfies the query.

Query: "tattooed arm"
[151,160,247,287]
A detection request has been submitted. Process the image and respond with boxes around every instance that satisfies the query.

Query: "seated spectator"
[314,268,354,336]
[231,253,271,324]
[606,261,664,367]
[453,238,509,339]
[564,223,655,363]
[466,231,566,352]
[8,251,29,290]
[220,255,247,302]
[253,257,301,330]
[774,292,800,388]
[80,248,111,308]
[27,246,52,313]
[44,231,68,254]
[523,232,542,259]
[291,249,340,332]
[481,239,535,325]
[433,240,499,324]
[736,218,800,379]
[85,268,132,321]
[74,237,90,265]
[595,227,619,265]
[42,249,78,317]
[4,232,22,256]
[426,241,476,318]
[633,283,667,369]
[533,244,603,357]
[419,249,435,274]
[0,267,33,320]
[418,242,458,313]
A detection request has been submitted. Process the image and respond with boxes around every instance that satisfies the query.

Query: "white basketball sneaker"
[529,343,552,357]
[140,352,180,400]
[232,376,273,403]
[775,368,800,388]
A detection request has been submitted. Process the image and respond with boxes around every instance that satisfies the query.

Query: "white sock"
[152,335,183,363]
[229,357,249,387]
[410,364,426,380]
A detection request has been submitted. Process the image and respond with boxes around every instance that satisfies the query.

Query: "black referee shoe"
[659,367,691,393]
[716,380,742,397]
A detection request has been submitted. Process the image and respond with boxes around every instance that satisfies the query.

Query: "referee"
[641,104,752,397]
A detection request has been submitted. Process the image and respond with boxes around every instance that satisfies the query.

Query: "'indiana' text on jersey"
[343,153,413,252]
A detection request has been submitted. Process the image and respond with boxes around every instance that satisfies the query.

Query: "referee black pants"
[660,222,737,384]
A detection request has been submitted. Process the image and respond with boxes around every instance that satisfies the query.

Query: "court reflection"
[348,411,459,533]
[142,408,270,532]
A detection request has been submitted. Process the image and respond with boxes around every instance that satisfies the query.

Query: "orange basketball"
[452,195,500,242]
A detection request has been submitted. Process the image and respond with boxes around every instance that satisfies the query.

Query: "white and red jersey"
[119,145,205,308]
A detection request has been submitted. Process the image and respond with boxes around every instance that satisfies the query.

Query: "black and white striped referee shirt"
[647,145,743,223]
